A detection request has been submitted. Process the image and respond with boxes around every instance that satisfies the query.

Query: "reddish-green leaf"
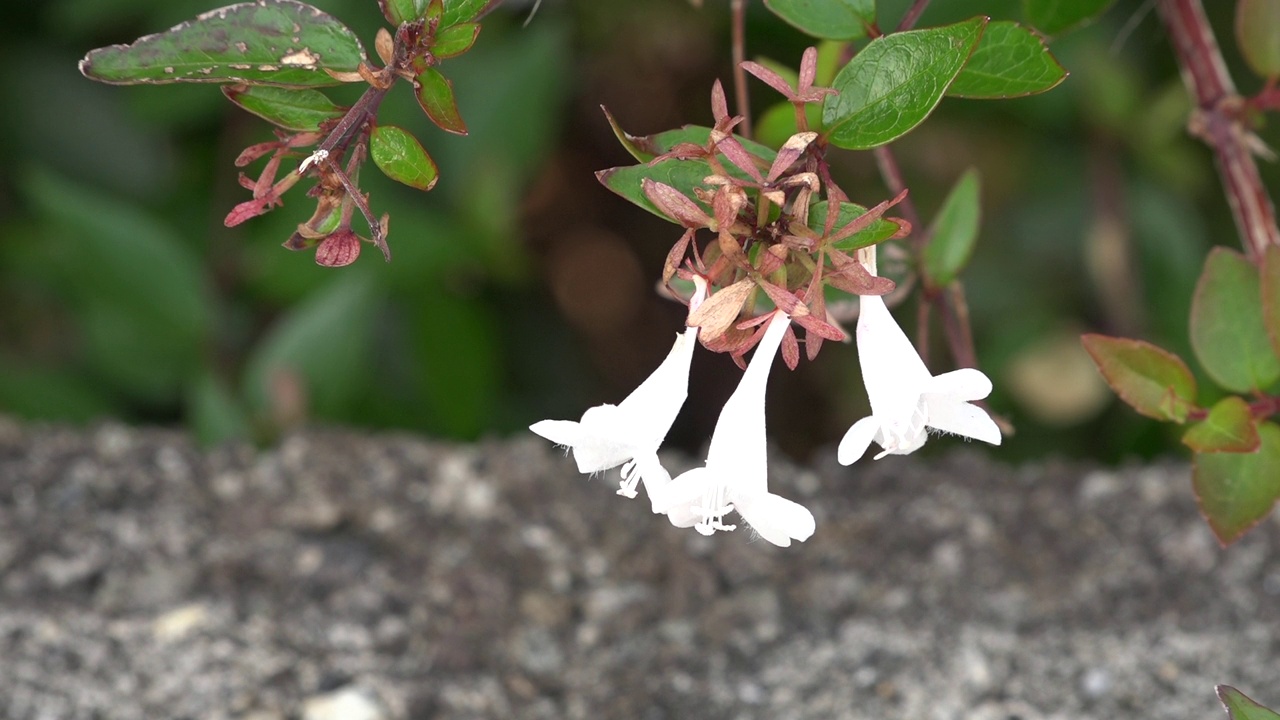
[414,67,467,134]
[922,168,980,288]
[221,84,343,131]
[1182,396,1261,453]
[1237,0,1280,77]
[79,0,366,87]
[823,17,987,150]
[370,125,439,191]
[378,0,427,25]
[1191,248,1280,393]
[1219,686,1280,720]
[601,110,777,164]
[1022,0,1115,35]
[1081,334,1198,423]
[1193,421,1280,545]
[442,0,499,27]
[432,22,480,58]
[763,0,875,41]
[948,21,1067,99]
[1261,244,1280,360]
[808,201,903,251]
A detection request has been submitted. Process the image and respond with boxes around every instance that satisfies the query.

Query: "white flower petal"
[529,419,581,447]
[837,416,880,465]
[925,368,993,402]
[627,453,674,512]
[924,398,1002,445]
[650,467,712,516]
[616,329,697,445]
[857,294,931,417]
[733,490,816,547]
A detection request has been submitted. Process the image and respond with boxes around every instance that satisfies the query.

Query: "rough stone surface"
[1,419,1278,719]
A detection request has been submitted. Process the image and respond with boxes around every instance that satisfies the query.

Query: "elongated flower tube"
[838,293,1001,464]
[650,313,816,547]
[530,280,707,510]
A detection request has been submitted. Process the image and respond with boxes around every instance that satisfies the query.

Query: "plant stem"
[730,0,752,138]
[897,0,931,32]
[1157,0,1280,261]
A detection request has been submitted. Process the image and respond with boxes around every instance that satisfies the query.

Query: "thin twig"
[730,0,752,138]
[897,0,931,32]
[1157,0,1280,260]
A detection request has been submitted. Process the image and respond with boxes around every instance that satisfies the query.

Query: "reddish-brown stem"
[1157,0,1280,261]
[730,0,752,138]
[1186,395,1280,422]
[897,0,931,32]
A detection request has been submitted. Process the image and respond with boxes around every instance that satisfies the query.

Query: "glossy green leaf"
[371,125,439,191]
[948,21,1067,98]
[808,201,903,250]
[221,84,343,131]
[596,159,718,221]
[1263,245,1280,359]
[1081,334,1197,423]
[1238,0,1280,77]
[243,274,380,421]
[1190,248,1280,393]
[1022,0,1115,35]
[433,22,480,58]
[823,17,986,150]
[602,112,778,164]
[923,168,980,287]
[79,0,366,87]
[1193,421,1280,545]
[414,67,468,134]
[379,0,427,25]
[1219,686,1280,720]
[1182,396,1260,453]
[763,0,875,40]
[442,0,499,27]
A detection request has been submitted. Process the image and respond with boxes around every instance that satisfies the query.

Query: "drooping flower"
[650,313,816,547]
[838,293,1001,464]
[530,280,707,509]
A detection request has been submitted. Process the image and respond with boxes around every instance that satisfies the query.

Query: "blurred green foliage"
[0,0,1274,463]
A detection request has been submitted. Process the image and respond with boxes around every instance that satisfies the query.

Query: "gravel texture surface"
[1,418,1278,719]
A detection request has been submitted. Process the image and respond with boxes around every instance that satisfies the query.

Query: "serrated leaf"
[1193,421,1280,545]
[433,22,480,58]
[1190,248,1280,393]
[1219,686,1280,720]
[442,0,499,27]
[823,17,986,150]
[79,0,366,87]
[379,0,427,25]
[414,67,467,134]
[922,168,980,287]
[1022,0,1115,36]
[808,201,902,250]
[1262,245,1280,359]
[1238,0,1280,77]
[763,0,875,40]
[948,21,1067,98]
[1182,396,1260,453]
[221,84,343,131]
[1081,334,1197,423]
[371,125,439,191]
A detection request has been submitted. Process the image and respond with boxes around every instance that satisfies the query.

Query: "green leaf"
[1262,245,1280,359]
[1190,248,1280,393]
[1193,421,1280,545]
[221,84,343,131]
[414,67,468,134]
[596,159,719,221]
[822,17,986,150]
[947,21,1067,98]
[1238,0,1280,77]
[755,101,823,150]
[433,22,480,58]
[602,112,778,164]
[371,125,440,191]
[243,274,381,421]
[922,168,980,287]
[808,201,903,250]
[763,0,875,41]
[442,0,499,27]
[1022,0,1115,36]
[1080,334,1198,423]
[1182,396,1261,453]
[79,0,366,87]
[1219,686,1280,720]
[379,0,427,25]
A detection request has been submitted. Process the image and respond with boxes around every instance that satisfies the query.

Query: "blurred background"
[0,0,1272,463]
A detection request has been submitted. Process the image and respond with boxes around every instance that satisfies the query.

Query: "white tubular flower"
[650,313,817,547]
[838,293,1001,464]
[530,280,707,510]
